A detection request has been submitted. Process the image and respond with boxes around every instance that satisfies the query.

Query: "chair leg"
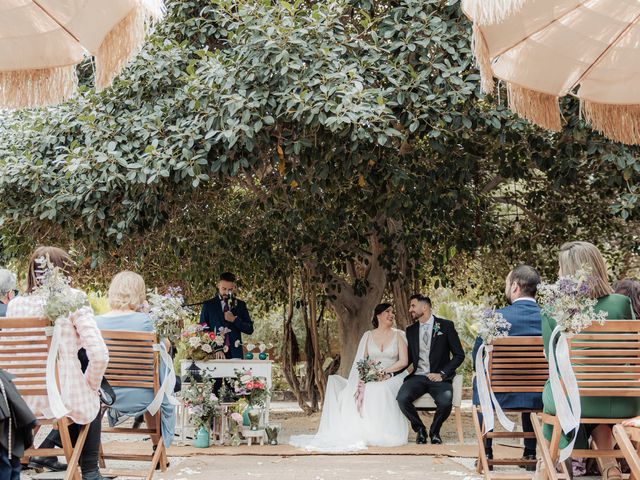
[472,405,491,479]
[531,412,559,480]
[59,418,82,480]
[613,426,640,480]
[455,406,464,444]
[146,440,165,480]
[98,442,106,469]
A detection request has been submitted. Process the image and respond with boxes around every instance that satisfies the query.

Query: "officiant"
[199,272,254,359]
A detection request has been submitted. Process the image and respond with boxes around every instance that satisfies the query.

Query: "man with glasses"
[0,269,17,317]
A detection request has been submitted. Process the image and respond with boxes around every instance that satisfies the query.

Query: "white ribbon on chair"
[475,344,515,434]
[146,343,180,416]
[548,325,581,462]
[44,324,69,419]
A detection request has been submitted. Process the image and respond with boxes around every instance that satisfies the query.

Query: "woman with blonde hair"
[542,241,639,480]
[7,246,109,480]
[95,271,176,449]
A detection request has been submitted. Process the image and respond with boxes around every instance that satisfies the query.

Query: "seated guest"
[613,278,640,320]
[7,246,109,480]
[95,271,176,448]
[472,265,543,469]
[542,241,640,480]
[0,269,16,317]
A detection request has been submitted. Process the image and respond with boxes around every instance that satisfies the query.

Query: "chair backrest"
[0,317,52,398]
[100,330,159,391]
[569,320,640,397]
[488,336,548,393]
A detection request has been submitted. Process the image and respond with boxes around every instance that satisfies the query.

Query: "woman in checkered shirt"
[7,246,109,480]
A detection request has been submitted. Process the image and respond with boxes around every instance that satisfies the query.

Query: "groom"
[397,294,465,444]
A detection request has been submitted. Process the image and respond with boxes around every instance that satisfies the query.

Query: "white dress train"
[289,329,409,452]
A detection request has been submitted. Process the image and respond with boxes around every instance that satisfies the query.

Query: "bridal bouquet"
[33,256,89,325]
[147,286,193,344]
[475,308,511,344]
[180,324,231,360]
[537,269,608,335]
[355,358,388,383]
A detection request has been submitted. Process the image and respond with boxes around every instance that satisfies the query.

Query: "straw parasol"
[463,0,640,145]
[0,0,165,109]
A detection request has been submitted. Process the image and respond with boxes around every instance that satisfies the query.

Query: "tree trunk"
[323,234,388,377]
[388,219,411,329]
[281,276,315,414]
[301,266,327,401]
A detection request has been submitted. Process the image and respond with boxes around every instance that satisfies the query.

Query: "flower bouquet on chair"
[353,358,387,416]
[147,286,194,344]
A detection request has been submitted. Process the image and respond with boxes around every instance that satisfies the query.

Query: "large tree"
[0,0,639,378]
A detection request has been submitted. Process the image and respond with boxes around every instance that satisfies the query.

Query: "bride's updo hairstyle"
[372,303,392,328]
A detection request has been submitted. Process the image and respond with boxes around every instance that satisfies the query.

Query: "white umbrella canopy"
[0,0,164,109]
[463,0,640,145]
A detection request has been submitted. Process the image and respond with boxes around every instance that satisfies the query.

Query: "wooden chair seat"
[0,317,88,480]
[474,336,547,480]
[531,320,640,480]
[413,373,464,443]
[98,330,168,480]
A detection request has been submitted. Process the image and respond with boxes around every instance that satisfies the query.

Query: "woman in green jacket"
[542,241,639,480]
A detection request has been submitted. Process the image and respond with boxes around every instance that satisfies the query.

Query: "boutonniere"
[433,322,443,335]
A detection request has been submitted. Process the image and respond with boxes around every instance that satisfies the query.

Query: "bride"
[290,303,409,451]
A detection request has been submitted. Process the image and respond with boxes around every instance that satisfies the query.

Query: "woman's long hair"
[26,246,73,293]
[558,241,613,299]
[372,303,392,328]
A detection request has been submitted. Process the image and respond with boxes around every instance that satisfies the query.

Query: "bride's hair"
[372,303,392,328]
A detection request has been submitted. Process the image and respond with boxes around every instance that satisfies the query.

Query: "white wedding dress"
[289,329,409,452]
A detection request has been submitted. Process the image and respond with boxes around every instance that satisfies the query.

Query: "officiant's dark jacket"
[405,316,465,382]
[199,294,254,359]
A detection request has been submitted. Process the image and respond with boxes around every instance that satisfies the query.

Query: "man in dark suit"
[199,272,254,359]
[472,265,542,467]
[397,294,465,445]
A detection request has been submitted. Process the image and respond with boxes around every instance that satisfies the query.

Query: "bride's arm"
[383,334,409,374]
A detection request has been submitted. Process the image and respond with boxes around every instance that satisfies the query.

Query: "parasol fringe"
[507,83,562,132]
[467,0,529,25]
[0,65,77,109]
[471,24,495,95]
[94,0,165,91]
[581,100,640,146]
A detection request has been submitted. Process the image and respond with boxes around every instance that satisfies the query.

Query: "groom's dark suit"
[397,316,465,439]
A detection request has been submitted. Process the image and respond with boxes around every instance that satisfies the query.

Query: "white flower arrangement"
[147,287,193,343]
[475,307,511,344]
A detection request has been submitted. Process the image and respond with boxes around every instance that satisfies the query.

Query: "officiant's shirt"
[415,315,434,375]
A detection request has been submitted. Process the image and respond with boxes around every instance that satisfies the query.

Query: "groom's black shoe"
[416,427,428,444]
[430,433,443,445]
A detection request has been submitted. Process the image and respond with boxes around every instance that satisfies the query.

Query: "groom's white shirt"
[415,315,434,376]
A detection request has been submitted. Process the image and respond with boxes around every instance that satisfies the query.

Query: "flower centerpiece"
[147,286,193,344]
[473,307,513,434]
[180,324,231,361]
[353,358,388,416]
[180,374,220,447]
[232,369,270,429]
[536,269,609,462]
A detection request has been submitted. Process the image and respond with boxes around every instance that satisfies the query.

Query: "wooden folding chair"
[473,336,548,479]
[531,320,640,480]
[0,317,88,480]
[99,330,168,480]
